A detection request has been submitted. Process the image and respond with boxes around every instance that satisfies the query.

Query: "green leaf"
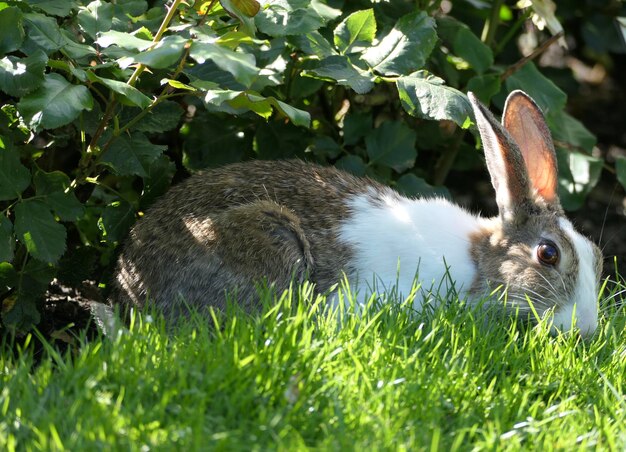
[59,30,97,62]
[116,0,148,16]
[22,12,65,54]
[162,79,199,91]
[334,9,376,55]
[77,0,114,38]
[190,40,260,88]
[0,50,47,98]
[87,71,152,108]
[395,173,450,198]
[14,200,67,264]
[396,71,472,127]
[2,259,56,330]
[0,262,17,289]
[216,31,258,50]
[288,76,323,99]
[269,98,310,128]
[256,0,327,37]
[203,89,310,127]
[362,11,437,76]
[33,170,84,221]
[228,0,260,17]
[18,73,94,131]
[310,0,341,22]
[255,121,310,159]
[289,32,335,58]
[437,17,493,74]
[305,55,374,94]
[336,154,367,177]
[1,291,41,331]
[343,111,372,146]
[615,17,626,48]
[220,0,258,35]
[141,155,176,207]
[548,110,596,154]
[616,157,626,192]
[95,30,153,51]
[310,136,342,159]
[133,35,188,69]
[0,215,13,263]
[504,62,567,115]
[186,60,243,92]
[101,200,135,243]
[0,145,31,201]
[466,74,501,103]
[28,0,76,17]
[0,7,25,56]
[365,121,417,172]
[183,114,250,170]
[556,149,602,211]
[120,100,184,133]
[204,89,271,116]
[101,132,167,177]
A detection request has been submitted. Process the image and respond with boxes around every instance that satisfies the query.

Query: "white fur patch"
[337,193,482,310]
[551,218,598,336]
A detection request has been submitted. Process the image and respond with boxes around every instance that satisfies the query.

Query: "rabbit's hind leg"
[210,200,315,310]
[111,200,314,318]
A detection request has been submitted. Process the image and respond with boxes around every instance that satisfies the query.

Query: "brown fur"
[110,160,387,317]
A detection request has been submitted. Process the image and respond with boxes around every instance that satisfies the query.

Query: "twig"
[432,127,464,186]
[73,0,186,188]
[500,32,564,81]
[127,0,185,87]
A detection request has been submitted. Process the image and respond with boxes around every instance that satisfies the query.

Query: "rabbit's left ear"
[468,92,533,220]
[502,90,559,206]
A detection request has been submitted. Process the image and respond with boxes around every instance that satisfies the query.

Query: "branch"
[500,31,564,81]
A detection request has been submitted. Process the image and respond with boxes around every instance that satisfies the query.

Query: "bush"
[0,0,623,329]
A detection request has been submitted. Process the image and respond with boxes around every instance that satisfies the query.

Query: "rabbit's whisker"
[531,267,565,297]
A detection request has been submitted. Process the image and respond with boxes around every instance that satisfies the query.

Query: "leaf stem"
[103,42,193,152]
[73,0,186,189]
[494,10,532,56]
[482,0,504,47]
[84,177,128,201]
[127,0,185,88]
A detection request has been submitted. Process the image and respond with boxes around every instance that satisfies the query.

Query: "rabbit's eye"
[537,241,559,266]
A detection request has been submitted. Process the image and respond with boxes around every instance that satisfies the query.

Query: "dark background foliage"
[0,0,624,330]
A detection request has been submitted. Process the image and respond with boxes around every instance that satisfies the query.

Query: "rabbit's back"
[111,160,385,316]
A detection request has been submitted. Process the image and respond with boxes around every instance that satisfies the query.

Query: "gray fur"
[110,160,385,317]
[467,91,602,323]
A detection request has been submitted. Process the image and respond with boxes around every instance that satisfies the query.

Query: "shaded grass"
[1,278,626,450]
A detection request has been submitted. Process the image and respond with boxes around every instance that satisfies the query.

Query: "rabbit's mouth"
[548,302,598,337]
[482,284,598,337]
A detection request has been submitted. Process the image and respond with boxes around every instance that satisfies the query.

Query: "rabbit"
[110,90,603,336]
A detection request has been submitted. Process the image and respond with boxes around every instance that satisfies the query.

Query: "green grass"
[1,278,626,451]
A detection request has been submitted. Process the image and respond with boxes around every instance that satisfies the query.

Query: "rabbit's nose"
[549,301,598,338]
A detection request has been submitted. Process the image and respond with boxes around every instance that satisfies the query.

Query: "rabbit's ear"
[468,92,532,220]
[502,90,559,206]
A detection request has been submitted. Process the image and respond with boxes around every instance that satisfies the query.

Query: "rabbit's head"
[468,91,602,336]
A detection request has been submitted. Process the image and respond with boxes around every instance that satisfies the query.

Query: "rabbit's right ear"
[502,90,559,207]
[468,92,533,221]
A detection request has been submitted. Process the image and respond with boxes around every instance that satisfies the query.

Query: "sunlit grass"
[1,275,625,450]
